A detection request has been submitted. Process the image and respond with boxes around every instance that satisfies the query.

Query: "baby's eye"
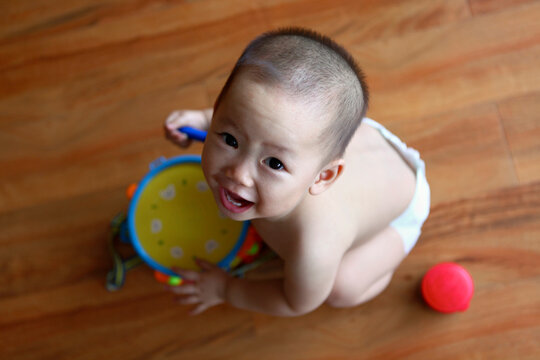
[220,132,238,148]
[264,157,284,170]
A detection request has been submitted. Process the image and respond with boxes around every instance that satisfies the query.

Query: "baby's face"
[202,75,328,222]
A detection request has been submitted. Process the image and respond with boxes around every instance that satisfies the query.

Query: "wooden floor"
[1,0,539,359]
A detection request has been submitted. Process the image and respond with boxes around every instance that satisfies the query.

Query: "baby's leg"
[326,226,407,308]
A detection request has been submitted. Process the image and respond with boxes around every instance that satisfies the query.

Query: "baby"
[164,28,430,316]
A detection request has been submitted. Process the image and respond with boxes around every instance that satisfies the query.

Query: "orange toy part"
[126,183,138,199]
[154,270,183,286]
[236,226,263,264]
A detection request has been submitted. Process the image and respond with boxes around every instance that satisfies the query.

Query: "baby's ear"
[309,158,345,196]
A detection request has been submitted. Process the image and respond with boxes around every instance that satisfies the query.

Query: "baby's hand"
[167,258,229,315]
[164,109,211,148]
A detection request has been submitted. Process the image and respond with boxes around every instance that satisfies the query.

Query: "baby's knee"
[325,276,364,308]
[325,287,357,308]
[326,273,393,308]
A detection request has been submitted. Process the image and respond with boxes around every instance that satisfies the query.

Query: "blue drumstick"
[179,126,207,142]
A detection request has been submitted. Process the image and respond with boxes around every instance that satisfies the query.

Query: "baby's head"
[202,28,369,220]
[214,27,369,162]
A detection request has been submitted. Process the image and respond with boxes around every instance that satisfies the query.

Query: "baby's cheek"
[201,144,216,174]
[264,185,297,209]
[200,154,209,178]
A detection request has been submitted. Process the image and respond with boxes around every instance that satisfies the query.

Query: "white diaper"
[363,118,431,254]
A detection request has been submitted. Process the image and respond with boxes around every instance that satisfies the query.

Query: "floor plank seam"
[495,101,521,185]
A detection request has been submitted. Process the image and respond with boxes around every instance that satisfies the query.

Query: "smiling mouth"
[226,191,244,206]
[220,187,254,213]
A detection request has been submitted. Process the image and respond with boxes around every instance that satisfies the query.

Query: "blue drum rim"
[127,155,249,277]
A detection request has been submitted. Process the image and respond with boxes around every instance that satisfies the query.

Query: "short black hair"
[214,27,369,160]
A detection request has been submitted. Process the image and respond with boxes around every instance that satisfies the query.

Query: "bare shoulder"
[254,209,350,261]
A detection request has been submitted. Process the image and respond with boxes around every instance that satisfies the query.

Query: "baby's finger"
[189,303,209,316]
[163,120,186,138]
[170,130,189,143]
[176,295,200,305]
[165,111,182,127]
[172,267,200,282]
[194,258,218,271]
[164,126,190,148]
[168,284,199,295]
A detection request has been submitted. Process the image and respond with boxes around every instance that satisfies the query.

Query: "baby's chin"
[216,204,257,222]
[217,202,293,224]
[209,188,255,221]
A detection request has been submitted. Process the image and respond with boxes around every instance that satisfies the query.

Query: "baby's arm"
[164,109,213,147]
[225,244,342,316]
[170,241,342,316]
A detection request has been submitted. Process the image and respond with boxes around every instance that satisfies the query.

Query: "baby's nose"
[225,162,254,188]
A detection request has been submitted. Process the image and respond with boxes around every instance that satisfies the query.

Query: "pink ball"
[421,262,474,313]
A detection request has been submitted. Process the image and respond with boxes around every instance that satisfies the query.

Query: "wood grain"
[356,1,540,121]
[1,0,539,359]
[469,0,539,15]
[498,91,540,184]
[383,102,518,205]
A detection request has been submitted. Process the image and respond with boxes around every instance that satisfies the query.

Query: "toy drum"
[127,155,251,277]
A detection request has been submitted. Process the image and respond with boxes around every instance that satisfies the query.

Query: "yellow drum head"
[128,156,247,276]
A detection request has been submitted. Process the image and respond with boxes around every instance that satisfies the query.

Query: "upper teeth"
[226,191,242,207]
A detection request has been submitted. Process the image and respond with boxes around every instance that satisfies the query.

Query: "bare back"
[333,121,417,247]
